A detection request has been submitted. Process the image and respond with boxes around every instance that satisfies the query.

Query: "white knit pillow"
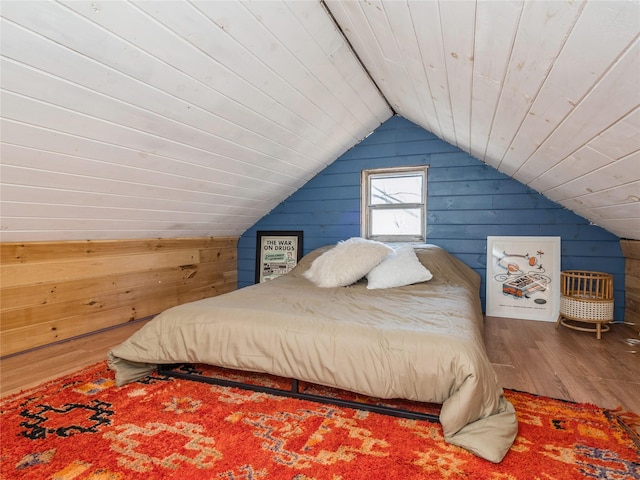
[303,238,393,288]
[366,244,433,289]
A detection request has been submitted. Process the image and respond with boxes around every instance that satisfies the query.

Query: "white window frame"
[360,165,428,243]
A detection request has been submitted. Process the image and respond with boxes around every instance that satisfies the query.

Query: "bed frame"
[158,364,440,423]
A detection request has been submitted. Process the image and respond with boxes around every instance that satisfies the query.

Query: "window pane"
[370,175,423,205]
[371,208,422,235]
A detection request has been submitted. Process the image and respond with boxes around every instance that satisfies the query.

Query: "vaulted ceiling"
[1,0,639,242]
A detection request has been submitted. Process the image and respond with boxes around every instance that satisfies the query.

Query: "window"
[361,166,428,242]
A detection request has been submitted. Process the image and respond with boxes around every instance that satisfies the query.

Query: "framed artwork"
[255,230,303,283]
[486,236,561,322]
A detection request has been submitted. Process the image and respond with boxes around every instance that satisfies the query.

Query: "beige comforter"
[108,245,517,463]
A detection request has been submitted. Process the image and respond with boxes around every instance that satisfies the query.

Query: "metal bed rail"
[158,364,440,423]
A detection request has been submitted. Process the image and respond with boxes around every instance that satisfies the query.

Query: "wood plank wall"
[620,239,640,334]
[238,116,625,319]
[1,236,238,357]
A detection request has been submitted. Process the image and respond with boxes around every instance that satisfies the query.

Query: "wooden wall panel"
[0,236,238,357]
[620,239,640,334]
[238,116,625,320]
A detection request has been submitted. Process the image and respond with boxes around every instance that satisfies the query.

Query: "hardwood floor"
[0,319,152,398]
[2,316,639,414]
[484,316,639,414]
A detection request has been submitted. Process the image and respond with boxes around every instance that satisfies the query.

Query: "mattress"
[108,244,517,462]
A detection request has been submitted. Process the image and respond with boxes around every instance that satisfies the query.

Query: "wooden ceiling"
[1,0,638,242]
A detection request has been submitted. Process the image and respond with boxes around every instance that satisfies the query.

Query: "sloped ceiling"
[1,0,639,242]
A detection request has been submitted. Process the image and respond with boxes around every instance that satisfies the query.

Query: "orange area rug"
[1,361,638,479]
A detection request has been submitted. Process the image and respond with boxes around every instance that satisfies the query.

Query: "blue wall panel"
[238,116,625,319]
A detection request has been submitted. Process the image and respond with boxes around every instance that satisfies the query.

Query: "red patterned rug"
[1,361,638,479]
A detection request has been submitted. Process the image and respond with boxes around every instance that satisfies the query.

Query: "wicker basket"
[556,270,614,339]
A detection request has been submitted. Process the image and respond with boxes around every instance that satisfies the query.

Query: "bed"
[107,242,517,463]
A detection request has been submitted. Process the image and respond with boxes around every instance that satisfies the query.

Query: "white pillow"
[366,244,433,289]
[303,238,393,288]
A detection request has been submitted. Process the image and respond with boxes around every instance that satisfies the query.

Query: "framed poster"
[486,236,561,322]
[255,230,303,283]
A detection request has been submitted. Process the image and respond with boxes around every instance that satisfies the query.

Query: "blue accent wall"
[238,116,625,319]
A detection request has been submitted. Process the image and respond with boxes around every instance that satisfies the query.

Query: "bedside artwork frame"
[486,236,561,322]
[255,230,303,284]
